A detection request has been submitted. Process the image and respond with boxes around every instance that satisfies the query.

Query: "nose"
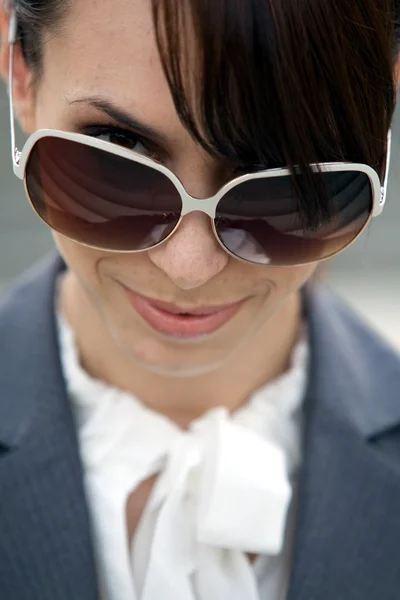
[148,212,229,290]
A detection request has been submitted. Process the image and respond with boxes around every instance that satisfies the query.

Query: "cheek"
[267,264,318,297]
[52,233,151,302]
[52,233,104,286]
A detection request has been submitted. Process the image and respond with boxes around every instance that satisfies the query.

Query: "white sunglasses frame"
[7,9,392,266]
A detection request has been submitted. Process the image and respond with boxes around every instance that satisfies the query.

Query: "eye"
[82,125,160,160]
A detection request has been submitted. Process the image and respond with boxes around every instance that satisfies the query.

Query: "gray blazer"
[0,253,400,600]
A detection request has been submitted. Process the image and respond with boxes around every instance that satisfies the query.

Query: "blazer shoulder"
[307,282,400,440]
[0,253,61,331]
[0,253,64,448]
[310,282,400,368]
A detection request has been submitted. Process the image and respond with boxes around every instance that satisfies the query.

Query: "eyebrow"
[67,96,168,145]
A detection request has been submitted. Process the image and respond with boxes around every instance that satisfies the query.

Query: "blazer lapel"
[0,254,100,600]
[287,284,400,600]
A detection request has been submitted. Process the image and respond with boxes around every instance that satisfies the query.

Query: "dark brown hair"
[9,0,400,226]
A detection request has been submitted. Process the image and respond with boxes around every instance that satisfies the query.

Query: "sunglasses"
[7,13,391,267]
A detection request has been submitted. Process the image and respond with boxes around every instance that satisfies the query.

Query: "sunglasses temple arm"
[380,129,392,208]
[8,9,21,170]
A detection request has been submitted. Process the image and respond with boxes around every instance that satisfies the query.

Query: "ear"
[0,4,36,134]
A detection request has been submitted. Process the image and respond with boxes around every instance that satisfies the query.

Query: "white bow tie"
[81,399,292,600]
[156,407,292,553]
[140,407,292,600]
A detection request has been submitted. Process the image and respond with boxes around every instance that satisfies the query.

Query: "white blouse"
[58,315,308,600]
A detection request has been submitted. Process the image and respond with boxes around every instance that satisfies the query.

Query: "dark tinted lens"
[215,171,373,266]
[25,137,182,251]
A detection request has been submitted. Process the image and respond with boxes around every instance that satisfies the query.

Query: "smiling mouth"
[123,288,246,339]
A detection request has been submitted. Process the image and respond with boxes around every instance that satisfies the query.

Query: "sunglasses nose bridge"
[180,193,219,219]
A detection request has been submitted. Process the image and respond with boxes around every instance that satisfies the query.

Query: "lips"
[124,289,244,339]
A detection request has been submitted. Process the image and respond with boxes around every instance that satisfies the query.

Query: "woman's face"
[10,0,317,375]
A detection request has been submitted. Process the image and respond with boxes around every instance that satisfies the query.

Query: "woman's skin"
[0,0,317,430]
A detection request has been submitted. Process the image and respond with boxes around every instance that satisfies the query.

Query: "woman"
[0,0,399,598]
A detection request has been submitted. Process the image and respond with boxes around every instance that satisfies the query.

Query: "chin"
[110,326,240,378]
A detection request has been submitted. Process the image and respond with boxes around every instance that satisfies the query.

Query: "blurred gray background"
[0,84,399,350]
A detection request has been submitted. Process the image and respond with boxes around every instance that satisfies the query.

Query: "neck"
[60,272,303,429]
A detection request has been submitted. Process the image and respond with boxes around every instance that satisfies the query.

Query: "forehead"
[40,0,179,130]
